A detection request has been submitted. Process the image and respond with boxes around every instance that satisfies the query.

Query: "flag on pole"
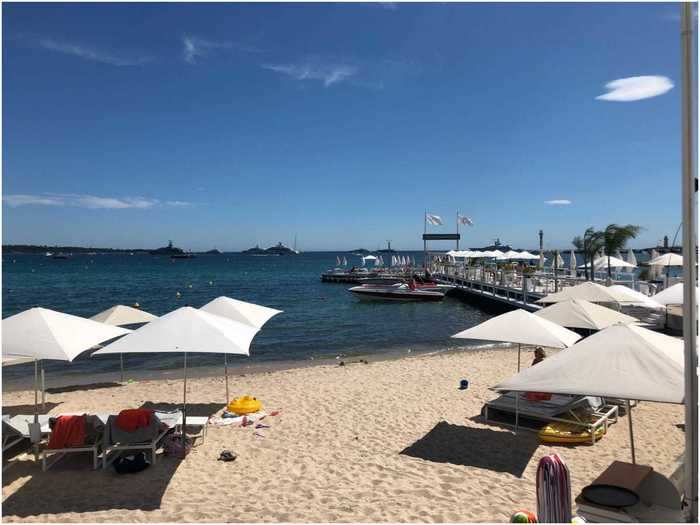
[426,213,443,226]
[458,215,474,226]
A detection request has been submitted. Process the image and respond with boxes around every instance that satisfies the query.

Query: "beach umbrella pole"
[224,353,229,404]
[120,353,124,383]
[517,343,521,372]
[627,400,636,464]
[182,351,188,445]
[41,363,45,412]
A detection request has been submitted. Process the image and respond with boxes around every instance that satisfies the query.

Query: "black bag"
[113,452,150,474]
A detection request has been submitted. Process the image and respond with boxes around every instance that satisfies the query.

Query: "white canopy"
[93,306,258,357]
[535,299,637,330]
[648,253,684,267]
[494,324,684,404]
[363,255,378,261]
[517,251,539,260]
[537,281,635,305]
[91,305,158,326]
[652,283,698,306]
[3,307,131,362]
[452,309,581,349]
[502,250,522,260]
[200,296,282,329]
[578,255,636,270]
[608,285,664,309]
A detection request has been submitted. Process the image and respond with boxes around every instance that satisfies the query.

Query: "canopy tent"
[200,296,282,402]
[494,324,684,463]
[91,304,159,382]
[452,309,581,371]
[648,253,684,267]
[534,299,637,331]
[652,283,699,306]
[502,250,522,260]
[608,285,664,309]
[2,307,131,435]
[93,307,259,435]
[537,281,635,305]
[517,251,539,260]
[578,256,636,270]
[362,255,378,263]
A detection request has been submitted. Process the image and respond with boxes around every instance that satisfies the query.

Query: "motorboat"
[348,282,445,301]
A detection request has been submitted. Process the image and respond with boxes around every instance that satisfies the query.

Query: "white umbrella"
[554,252,565,269]
[93,307,259,430]
[503,250,521,260]
[336,256,341,266]
[649,249,661,279]
[201,296,282,402]
[494,324,684,463]
[627,248,638,267]
[652,283,699,306]
[648,253,684,266]
[452,309,581,371]
[2,307,131,435]
[538,251,545,270]
[91,305,159,382]
[535,299,637,331]
[578,256,635,270]
[608,285,664,309]
[537,281,635,305]
[569,250,578,274]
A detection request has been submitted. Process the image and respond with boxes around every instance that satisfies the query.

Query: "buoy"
[176,291,182,298]
[188,284,192,288]
[133,303,140,308]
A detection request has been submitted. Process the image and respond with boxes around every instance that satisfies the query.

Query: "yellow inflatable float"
[227,396,262,415]
[538,422,605,445]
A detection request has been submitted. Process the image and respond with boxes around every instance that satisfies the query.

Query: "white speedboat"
[349,283,445,302]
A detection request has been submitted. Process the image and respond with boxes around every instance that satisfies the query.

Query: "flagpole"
[456,211,460,250]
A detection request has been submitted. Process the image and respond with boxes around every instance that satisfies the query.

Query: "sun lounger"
[41,414,104,471]
[3,416,26,453]
[484,392,619,444]
[102,410,181,469]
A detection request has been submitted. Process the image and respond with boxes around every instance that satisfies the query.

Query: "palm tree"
[600,224,642,280]
[573,228,604,280]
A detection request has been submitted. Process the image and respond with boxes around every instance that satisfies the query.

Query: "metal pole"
[554,250,559,292]
[681,3,698,520]
[41,364,45,412]
[120,353,124,383]
[33,359,38,422]
[224,354,229,404]
[627,400,636,464]
[182,351,188,445]
[515,392,519,434]
[517,343,521,372]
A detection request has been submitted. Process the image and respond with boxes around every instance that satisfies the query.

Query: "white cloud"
[261,62,357,87]
[39,38,151,66]
[596,76,674,102]
[3,194,191,209]
[183,36,260,64]
[545,199,572,206]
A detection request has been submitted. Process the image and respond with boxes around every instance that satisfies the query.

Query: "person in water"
[532,347,546,366]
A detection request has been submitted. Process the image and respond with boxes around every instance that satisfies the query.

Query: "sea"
[2,251,495,391]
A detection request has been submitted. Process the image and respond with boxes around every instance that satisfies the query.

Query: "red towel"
[48,415,87,449]
[115,409,154,432]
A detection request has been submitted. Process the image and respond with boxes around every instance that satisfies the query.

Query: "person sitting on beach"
[532,347,546,366]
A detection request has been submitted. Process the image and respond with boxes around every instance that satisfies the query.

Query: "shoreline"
[2,345,684,522]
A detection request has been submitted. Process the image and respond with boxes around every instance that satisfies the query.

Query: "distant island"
[348,248,371,255]
[241,242,297,256]
[204,248,222,255]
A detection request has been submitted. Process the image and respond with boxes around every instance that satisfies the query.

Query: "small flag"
[426,213,443,225]
[458,215,474,226]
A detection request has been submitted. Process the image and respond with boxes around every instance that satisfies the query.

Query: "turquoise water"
[2,252,492,389]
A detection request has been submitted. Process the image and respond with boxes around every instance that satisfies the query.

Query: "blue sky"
[2,2,687,251]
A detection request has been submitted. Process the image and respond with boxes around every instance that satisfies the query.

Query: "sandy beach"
[2,346,685,523]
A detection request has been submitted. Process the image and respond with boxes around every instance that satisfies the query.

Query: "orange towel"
[115,409,154,432]
[48,415,87,449]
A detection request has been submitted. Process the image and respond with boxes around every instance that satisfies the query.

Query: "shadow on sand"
[2,454,183,516]
[139,401,225,417]
[45,381,124,394]
[400,421,539,477]
[2,402,63,417]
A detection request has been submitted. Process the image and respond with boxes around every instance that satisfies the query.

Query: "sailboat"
[292,235,301,254]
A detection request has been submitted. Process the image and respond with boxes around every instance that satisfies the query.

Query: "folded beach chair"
[41,414,104,471]
[102,410,181,469]
[484,392,619,444]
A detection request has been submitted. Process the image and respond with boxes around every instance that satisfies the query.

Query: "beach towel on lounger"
[104,413,163,446]
[48,415,86,449]
[116,409,154,432]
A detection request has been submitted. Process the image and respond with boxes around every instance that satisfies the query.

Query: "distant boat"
[292,235,300,254]
[45,252,53,257]
[242,242,297,256]
[150,240,186,256]
[171,252,195,259]
[52,253,70,260]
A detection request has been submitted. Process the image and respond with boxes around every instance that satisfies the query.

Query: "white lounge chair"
[41,414,105,471]
[102,410,181,469]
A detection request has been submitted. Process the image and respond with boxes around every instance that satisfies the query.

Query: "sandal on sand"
[218,450,237,462]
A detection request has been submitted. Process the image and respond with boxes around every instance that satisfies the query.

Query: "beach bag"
[113,452,150,474]
[163,434,192,459]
